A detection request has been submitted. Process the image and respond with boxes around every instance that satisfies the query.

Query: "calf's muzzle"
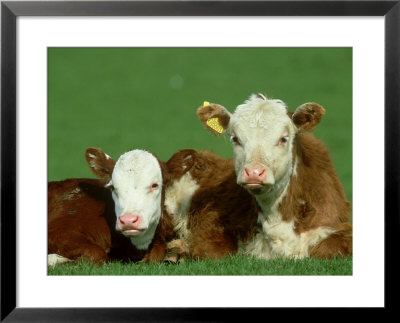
[118,213,142,233]
[242,167,267,187]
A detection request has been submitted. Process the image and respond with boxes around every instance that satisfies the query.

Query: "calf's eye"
[230,136,240,145]
[150,183,159,191]
[279,136,289,145]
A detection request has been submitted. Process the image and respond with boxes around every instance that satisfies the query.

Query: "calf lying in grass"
[197,94,352,259]
[48,147,195,266]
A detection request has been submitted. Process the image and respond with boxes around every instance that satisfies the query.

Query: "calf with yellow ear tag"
[196,94,352,259]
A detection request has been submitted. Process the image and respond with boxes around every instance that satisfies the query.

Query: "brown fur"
[292,103,325,131]
[308,231,352,258]
[48,178,147,264]
[85,147,116,179]
[168,149,259,260]
[279,132,352,257]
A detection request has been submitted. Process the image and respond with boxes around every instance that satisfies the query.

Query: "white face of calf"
[197,94,325,196]
[86,148,163,250]
[229,98,297,193]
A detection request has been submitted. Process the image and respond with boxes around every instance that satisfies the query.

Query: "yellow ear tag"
[206,117,224,134]
[203,101,210,106]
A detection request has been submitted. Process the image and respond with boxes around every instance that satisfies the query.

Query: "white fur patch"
[298,226,336,257]
[165,172,199,241]
[240,212,335,259]
[62,187,82,201]
[232,96,290,130]
[48,254,71,267]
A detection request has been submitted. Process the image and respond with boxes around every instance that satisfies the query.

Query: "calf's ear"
[197,102,231,136]
[165,149,197,181]
[85,147,116,179]
[292,102,325,131]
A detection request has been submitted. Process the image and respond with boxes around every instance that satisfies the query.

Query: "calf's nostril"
[119,214,139,225]
[242,167,267,181]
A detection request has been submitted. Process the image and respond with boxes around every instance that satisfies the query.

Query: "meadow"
[48,255,352,276]
[48,47,352,275]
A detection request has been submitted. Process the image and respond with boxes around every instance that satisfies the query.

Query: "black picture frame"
[1,0,398,321]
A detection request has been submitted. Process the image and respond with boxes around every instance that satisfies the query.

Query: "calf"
[197,94,352,259]
[48,147,194,265]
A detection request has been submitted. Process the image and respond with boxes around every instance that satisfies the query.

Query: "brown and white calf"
[48,147,194,265]
[197,94,352,259]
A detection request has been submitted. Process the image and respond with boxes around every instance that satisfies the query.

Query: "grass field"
[48,255,352,276]
[48,47,352,275]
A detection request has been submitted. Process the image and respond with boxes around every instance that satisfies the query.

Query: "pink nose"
[118,213,141,231]
[242,167,267,183]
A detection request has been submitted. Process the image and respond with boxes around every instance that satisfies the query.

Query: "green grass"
[48,255,352,276]
[48,48,352,276]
